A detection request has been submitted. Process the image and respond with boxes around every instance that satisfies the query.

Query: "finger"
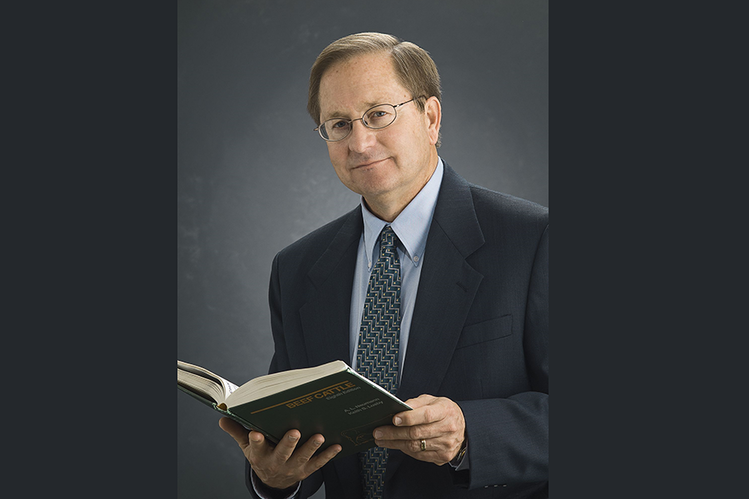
[271,429,303,463]
[401,394,436,410]
[376,438,447,462]
[303,443,342,474]
[394,401,445,427]
[286,433,328,466]
[376,432,451,452]
[396,395,436,424]
[376,438,454,465]
[247,430,269,456]
[219,417,251,448]
[374,420,441,442]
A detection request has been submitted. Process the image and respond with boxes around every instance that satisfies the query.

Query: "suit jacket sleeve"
[456,223,548,490]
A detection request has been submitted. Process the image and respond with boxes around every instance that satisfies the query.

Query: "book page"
[226,360,349,407]
[177,369,226,404]
[177,360,239,403]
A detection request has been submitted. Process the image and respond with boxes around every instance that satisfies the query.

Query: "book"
[177,359,411,459]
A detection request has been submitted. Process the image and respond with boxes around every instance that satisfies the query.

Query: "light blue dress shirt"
[349,158,444,374]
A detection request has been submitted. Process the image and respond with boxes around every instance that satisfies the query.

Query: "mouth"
[352,158,388,170]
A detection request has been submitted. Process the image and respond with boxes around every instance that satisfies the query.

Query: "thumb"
[218,417,251,448]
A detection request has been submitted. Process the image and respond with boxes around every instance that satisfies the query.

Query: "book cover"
[178,365,410,459]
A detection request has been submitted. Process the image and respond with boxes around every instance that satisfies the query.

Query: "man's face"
[318,51,440,218]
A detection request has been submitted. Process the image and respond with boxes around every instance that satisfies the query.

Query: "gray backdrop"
[177,1,548,497]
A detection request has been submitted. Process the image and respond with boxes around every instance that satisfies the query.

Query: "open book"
[177,359,411,459]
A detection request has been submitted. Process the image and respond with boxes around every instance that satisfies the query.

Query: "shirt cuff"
[249,468,301,499]
[449,439,469,471]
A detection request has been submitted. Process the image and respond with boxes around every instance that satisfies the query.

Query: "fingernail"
[288,435,298,441]
[374,430,383,439]
[394,417,402,426]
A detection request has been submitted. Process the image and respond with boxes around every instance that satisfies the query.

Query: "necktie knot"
[380,225,397,247]
[380,225,398,255]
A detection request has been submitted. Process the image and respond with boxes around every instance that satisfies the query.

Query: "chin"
[351,172,398,194]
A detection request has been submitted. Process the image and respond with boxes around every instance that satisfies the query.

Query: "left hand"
[373,394,465,466]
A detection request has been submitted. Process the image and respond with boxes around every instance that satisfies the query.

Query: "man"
[220,32,548,498]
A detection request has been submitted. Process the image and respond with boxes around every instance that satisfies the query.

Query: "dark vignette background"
[178,1,547,498]
[9,2,740,499]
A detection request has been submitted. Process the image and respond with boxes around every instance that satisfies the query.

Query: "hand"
[373,394,465,466]
[219,417,341,490]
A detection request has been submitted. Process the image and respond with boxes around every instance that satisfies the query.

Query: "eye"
[366,109,391,121]
[365,107,395,126]
[330,119,350,129]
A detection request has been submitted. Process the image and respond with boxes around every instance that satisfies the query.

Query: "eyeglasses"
[314,97,421,142]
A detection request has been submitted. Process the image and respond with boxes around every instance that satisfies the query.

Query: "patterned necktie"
[356,225,401,499]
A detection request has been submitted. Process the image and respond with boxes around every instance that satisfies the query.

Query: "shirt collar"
[360,157,444,268]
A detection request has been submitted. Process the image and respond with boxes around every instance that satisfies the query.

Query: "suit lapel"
[388,163,485,477]
[299,207,362,369]
[397,163,485,401]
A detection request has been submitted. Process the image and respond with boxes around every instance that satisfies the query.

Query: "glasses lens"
[320,119,351,141]
[318,103,400,141]
[363,105,396,129]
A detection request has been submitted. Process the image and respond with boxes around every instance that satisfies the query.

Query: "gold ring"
[420,439,426,451]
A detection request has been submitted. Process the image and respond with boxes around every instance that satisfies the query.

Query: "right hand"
[219,417,342,490]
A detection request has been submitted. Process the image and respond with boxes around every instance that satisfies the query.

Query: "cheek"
[326,146,351,180]
[384,118,426,150]
[326,144,344,164]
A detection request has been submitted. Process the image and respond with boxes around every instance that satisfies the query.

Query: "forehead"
[318,52,410,119]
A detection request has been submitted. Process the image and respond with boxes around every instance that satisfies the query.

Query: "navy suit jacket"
[248,162,548,498]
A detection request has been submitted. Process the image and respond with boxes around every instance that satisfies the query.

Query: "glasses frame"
[314,97,422,142]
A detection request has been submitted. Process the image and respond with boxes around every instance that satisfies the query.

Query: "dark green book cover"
[178,362,411,459]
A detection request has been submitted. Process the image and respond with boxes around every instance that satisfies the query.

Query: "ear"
[423,96,442,146]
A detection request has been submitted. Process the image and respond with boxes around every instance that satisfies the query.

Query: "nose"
[347,119,377,153]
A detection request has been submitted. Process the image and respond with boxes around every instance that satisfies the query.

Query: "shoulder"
[469,183,548,226]
[273,206,361,267]
[467,185,548,251]
[440,161,547,233]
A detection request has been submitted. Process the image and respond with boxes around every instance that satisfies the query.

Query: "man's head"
[308,33,441,137]
[309,33,443,221]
